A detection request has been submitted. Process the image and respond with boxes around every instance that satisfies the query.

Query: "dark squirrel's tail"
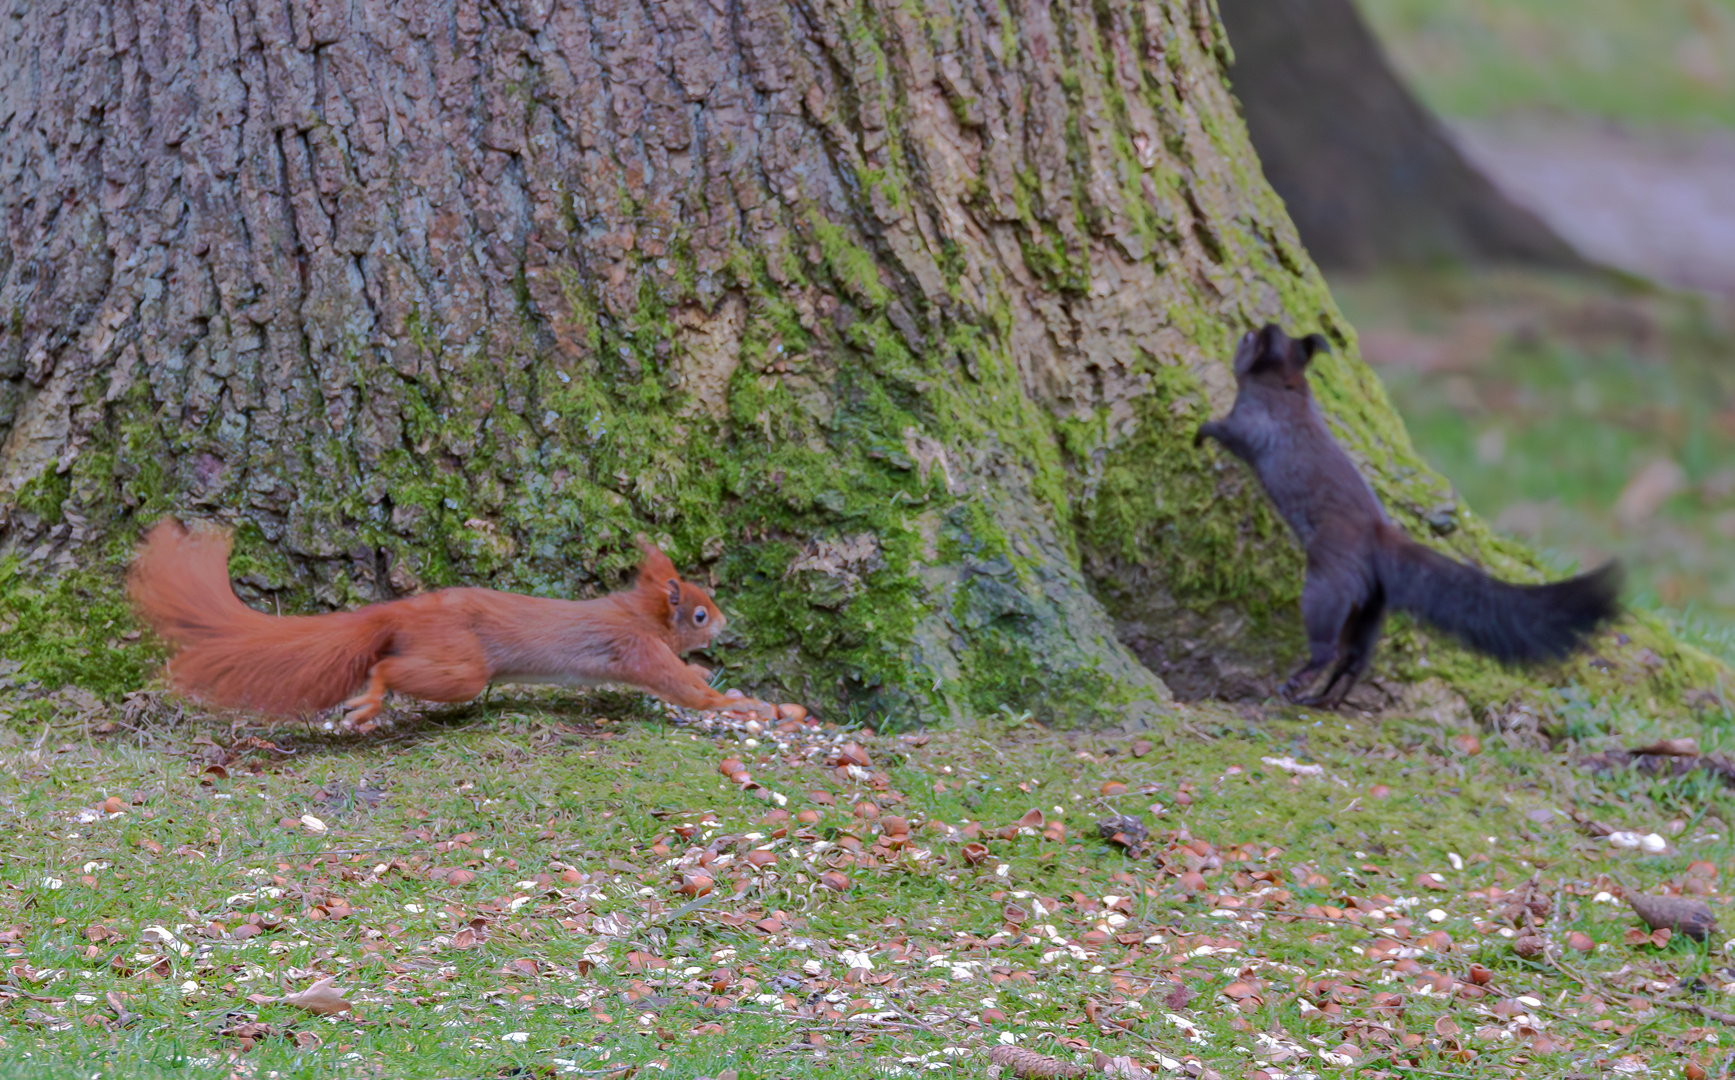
[1373,524,1622,663]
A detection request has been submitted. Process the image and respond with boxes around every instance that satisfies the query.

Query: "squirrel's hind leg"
[341,668,390,731]
[1306,596,1387,709]
[342,646,491,733]
[1282,558,1365,705]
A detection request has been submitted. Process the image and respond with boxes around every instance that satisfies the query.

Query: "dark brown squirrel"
[1195,324,1622,707]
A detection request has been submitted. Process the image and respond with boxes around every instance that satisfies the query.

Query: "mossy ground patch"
[0,684,1731,1077]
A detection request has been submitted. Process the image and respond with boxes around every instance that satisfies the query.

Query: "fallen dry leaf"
[1096,815,1148,852]
[276,976,352,1016]
[1614,457,1686,525]
[1630,738,1699,757]
[834,742,871,768]
[1415,930,1453,952]
[1095,1054,1160,1079]
[1449,733,1481,756]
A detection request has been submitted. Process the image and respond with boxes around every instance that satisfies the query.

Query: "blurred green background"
[1360,0,1735,127]
[1335,0,1735,659]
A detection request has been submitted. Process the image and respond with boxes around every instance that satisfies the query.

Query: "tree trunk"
[0,0,1570,724]
[1216,0,1586,271]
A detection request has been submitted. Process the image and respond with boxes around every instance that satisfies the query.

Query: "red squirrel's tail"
[127,519,394,715]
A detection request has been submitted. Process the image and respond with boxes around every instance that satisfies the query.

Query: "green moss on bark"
[1,0,1723,736]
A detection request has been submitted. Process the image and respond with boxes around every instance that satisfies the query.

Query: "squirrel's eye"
[694,609,708,625]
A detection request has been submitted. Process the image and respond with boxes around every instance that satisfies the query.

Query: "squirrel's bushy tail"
[1374,525,1622,663]
[128,520,394,714]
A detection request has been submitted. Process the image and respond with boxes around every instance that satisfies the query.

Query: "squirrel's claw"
[340,693,384,732]
[722,699,778,723]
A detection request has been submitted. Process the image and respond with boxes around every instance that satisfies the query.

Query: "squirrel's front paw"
[719,693,778,723]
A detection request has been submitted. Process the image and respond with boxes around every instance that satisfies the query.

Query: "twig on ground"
[1659,1000,1735,1027]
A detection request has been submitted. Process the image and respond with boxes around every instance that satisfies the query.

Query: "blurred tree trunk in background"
[1217,0,1586,270]
[0,0,1580,724]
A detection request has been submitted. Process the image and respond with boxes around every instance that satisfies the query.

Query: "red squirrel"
[128,519,782,728]
[1195,324,1621,707]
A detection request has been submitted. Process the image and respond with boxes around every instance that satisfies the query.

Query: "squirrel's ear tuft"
[635,536,681,590]
[1299,333,1331,364]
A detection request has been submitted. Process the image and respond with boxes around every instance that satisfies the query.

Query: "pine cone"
[988,1045,1088,1079]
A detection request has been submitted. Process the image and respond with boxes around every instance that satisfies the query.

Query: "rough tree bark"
[0,0,1591,725]
[1216,0,1586,271]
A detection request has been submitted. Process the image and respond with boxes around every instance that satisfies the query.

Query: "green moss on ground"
[0,690,1731,1075]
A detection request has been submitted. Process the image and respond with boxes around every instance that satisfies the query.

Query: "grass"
[1,675,1733,1079]
[1357,0,1735,129]
[1333,269,1735,623]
